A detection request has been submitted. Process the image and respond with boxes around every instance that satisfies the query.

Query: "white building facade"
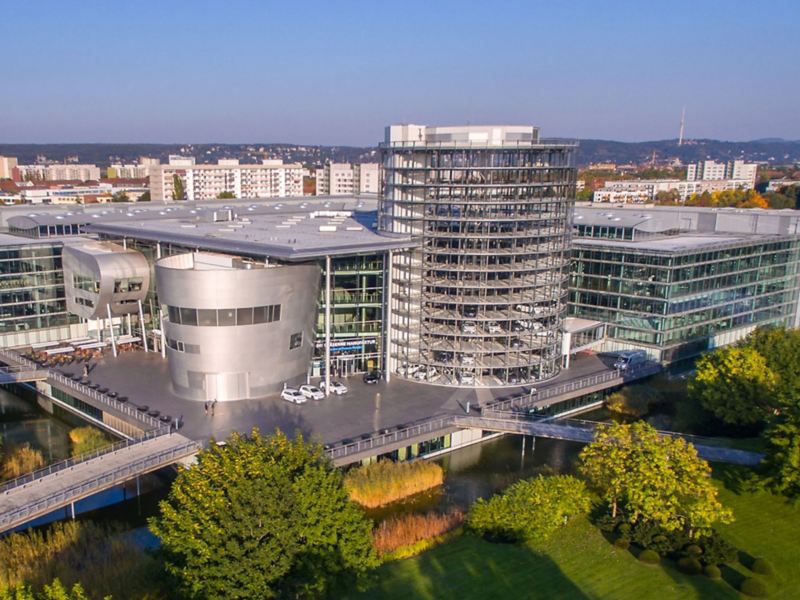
[316,162,380,196]
[16,164,102,182]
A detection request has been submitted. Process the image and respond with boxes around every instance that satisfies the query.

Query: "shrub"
[1,444,45,480]
[740,578,768,597]
[0,521,165,598]
[372,510,463,556]
[68,427,110,457]
[606,386,662,417]
[685,544,703,557]
[677,556,703,575]
[751,558,774,576]
[614,537,630,550]
[344,460,444,508]
[631,520,687,555]
[703,565,722,579]
[467,475,591,544]
[638,549,660,564]
[698,531,738,565]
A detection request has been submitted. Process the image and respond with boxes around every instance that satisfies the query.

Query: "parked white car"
[485,321,502,334]
[515,304,534,313]
[416,366,438,381]
[299,385,325,400]
[281,388,307,404]
[320,380,348,395]
[458,371,475,385]
[397,363,421,376]
[460,354,476,365]
[461,322,477,334]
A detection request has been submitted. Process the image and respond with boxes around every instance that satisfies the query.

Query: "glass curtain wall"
[381,142,577,386]
[570,238,800,361]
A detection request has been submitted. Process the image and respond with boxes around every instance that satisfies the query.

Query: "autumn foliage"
[372,510,464,556]
[344,460,444,508]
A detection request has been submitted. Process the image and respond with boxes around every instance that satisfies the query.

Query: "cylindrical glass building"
[380,125,577,387]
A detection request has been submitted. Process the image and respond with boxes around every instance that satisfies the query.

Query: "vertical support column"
[138,299,149,353]
[122,237,127,250]
[324,255,332,397]
[384,250,393,382]
[126,313,132,336]
[107,304,118,357]
[70,501,75,520]
[156,241,162,260]
[159,309,166,358]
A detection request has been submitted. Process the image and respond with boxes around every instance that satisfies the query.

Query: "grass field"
[351,468,800,600]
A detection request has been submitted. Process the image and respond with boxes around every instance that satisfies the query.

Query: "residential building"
[316,162,380,196]
[766,178,800,192]
[593,178,755,203]
[380,124,577,386]
[687,160,758,187]
[16,164,101,182]
[570,205,800,362]
[106,164,151,179]
[149,159,303,201]
[0,156,18,179]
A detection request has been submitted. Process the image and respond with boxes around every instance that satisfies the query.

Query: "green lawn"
[350,469,800,600]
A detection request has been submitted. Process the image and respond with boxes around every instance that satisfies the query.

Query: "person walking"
[204,401,209,416]
[211,399,217,416]
[82,364,89,379]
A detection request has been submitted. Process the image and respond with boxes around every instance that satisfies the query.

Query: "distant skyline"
[2,0,798,145]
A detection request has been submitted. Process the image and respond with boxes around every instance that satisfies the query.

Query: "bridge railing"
[0,438,199,531]
[326,415,456,461]
[0,347,162,430]
[47,370,163,430]
[485,362,662,413]
[0,425,173,496]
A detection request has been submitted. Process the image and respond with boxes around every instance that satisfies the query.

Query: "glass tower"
[379,125,577,386]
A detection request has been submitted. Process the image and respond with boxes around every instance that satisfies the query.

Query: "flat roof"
[573,233,793,253]
[83,197,416,260]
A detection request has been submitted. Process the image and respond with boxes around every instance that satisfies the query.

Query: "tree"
[171,174,186,200]
[688,346,778,425]
[110,191,129,203]
[743,326,800,395]
[216,191,236,199]
[578,422,733,536]
[137,190,151,202]
[759,409,800,501]
[149,429,377,599]
[0,580,95,600]
[654,189,681,204]
[466,475,590,543]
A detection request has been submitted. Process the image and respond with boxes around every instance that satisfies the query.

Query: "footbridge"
[0,365,49,384]
[0,429,200,534]
[453,410,764,466]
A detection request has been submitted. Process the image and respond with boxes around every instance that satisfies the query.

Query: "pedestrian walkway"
[0,433,199,534]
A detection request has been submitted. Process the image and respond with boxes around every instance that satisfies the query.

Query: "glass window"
[273,304,281,322]
[168,305,181,324]
[237,307,253,325]
[253,306,268,324]
[179,307,198,326]
[197,309,217,326]
[289,332,303,350]
[218,308,236,326]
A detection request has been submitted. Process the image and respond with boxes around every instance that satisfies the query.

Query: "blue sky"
[2,0,798,145]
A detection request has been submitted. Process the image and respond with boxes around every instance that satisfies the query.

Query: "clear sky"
[2,0,798,145]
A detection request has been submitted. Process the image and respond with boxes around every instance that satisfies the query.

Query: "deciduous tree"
[149,429,377,599]
[688,346,778,425]
[578,422,733,536]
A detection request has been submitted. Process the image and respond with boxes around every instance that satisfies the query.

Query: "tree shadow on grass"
[659,555,741,599]
[359,535,590,600]
[712,463,755,495]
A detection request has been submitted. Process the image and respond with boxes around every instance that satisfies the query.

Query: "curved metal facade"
[155,253,320,401]
[62,241,150,320]
[380,126,576,387]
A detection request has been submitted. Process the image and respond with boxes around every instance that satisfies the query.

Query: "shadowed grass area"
[350,468,800,599]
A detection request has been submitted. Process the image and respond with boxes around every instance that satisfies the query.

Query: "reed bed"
[372,510,464,556]
[0,521,166,599]
[344,460,444,508]
[1,443,45,480]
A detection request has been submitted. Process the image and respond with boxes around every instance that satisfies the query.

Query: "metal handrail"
[0,425,172,494]
[326,415,456,460]
[0,439,200,529]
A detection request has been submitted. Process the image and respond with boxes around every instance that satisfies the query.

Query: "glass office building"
[380,125,577,386]
[570,207,800,362]
[0,235,78,347]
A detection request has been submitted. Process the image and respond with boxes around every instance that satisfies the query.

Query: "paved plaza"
[56,351,614,446]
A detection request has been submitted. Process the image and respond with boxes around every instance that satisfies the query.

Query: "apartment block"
[316,162,380,196]
[16,164,101,182]
[149,159,303,201]
[0,156,18,179]
[686,160,758,187]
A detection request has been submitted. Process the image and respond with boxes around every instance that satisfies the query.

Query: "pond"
[0,386,72,468]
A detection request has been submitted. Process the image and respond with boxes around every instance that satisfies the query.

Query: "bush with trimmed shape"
[677,556,703,575]
[703,565,722,579]
[751,558,774,576]
[614,537,630,550]
[638,549,660,564]
[740,577,768,597]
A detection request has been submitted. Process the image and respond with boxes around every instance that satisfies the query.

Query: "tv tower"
[678,107,686,146]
